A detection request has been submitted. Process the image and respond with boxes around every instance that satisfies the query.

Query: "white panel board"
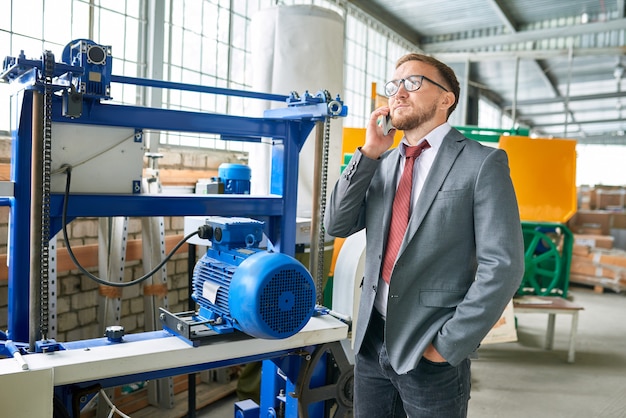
[50,123,144,194]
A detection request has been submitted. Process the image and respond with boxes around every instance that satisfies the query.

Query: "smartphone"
[382,114,394,135]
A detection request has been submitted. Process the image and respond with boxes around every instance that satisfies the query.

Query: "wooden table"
[513,296,584,363]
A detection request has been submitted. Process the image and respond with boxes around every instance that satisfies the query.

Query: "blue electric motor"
[61,39,113,99]
[218,163,251,194]
[191,217,316,339]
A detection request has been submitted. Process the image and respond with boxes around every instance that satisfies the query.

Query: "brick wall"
[0,136,247,342]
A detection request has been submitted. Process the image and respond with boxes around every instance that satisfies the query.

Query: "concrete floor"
[470,286,626,418]
[197,285,626,418]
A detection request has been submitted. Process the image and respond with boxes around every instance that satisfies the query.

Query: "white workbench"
[513,296,584,363]
[0,315,348,417]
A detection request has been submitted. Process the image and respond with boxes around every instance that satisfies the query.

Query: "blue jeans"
[354,309,471,417]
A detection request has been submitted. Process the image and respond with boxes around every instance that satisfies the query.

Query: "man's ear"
[441,91,455,111]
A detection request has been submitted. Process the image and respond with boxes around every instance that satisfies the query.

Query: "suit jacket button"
[372,285,377,291]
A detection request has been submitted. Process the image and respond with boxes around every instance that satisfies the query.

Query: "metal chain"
[40,50,54,340]
[315,108,332,304]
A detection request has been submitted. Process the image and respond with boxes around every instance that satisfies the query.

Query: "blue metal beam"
[111,75,289,102]
[51,95,316,145]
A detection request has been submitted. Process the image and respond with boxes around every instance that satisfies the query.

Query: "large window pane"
[183,31,202,71]
[14,0,43,39]
[43,0,72,45]
[184,0,203,34]
[0,1,11,31]
[71,1,91,39]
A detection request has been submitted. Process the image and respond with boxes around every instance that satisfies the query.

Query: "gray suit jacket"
[324,128,525,373]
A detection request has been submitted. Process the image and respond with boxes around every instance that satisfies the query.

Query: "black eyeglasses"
[384,75,449,97]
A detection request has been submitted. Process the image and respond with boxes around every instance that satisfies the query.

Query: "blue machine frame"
[0,42,349,417]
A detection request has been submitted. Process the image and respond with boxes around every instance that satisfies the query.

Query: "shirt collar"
[399,122,451,156]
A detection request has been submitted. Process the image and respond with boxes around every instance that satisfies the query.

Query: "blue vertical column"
[270,122,296,257]
[7,90,34,343]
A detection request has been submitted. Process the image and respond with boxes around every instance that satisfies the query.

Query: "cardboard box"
[579,248,626,268]
[611,229,626,251]
[612,213,626,229]
[569,247,626,292]
[577,185,593,210]
[595,188,626,210]
[568,210,613,236]
[573,234,614,250]
[569,273,626,292]
[572,244,591,256]
[570,257,626,279]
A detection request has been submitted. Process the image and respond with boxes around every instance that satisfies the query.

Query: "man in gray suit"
[325,53,525,417]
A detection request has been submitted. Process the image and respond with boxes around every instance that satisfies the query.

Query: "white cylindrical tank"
[248,5,345,219]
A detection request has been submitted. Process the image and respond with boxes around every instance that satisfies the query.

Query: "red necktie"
[381,141,431,284]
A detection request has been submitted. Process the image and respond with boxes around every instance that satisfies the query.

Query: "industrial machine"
[497,134,577,297]
[161,216,317,342]
[0,39,351,417]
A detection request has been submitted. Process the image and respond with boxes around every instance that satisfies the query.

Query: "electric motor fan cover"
[191,218,316,339]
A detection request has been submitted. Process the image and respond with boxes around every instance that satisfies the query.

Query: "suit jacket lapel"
[404,130,467,244]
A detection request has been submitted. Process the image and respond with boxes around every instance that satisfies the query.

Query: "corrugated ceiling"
[349,0,626,144]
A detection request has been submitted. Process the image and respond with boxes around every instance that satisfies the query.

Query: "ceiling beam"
[519,106,621,117]
[532,117,626,128]
[483,0,559,95]
[504,91,626,108]
[486,0,518,32]
[479,0,584,136]
[434,46,626,63]
[575,135,626,145]
[346,0,420,44]
[422,18,626,53]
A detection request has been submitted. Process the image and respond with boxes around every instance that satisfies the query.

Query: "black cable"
[60,165,200,287]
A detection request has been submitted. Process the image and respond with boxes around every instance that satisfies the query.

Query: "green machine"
[519,222,574,297]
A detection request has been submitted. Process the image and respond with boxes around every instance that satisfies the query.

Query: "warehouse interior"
[0,0,625,417]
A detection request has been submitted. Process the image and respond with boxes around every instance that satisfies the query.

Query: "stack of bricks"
[52,216,191,342]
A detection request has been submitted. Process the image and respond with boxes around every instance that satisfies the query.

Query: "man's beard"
[392,101,438,131]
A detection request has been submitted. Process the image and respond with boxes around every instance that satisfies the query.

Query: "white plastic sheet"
[248,5,345,218]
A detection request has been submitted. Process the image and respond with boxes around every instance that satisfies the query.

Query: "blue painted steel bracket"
[111,74,289,102]
[1,53,83,84]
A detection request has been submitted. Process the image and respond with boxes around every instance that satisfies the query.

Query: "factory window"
[158,0,346,148]
[478,95,517,132]
[1,0,414,145]
[0,0,142,134]
[478,96,504,130]
[343,12,411,127]
[159,0,259,149]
